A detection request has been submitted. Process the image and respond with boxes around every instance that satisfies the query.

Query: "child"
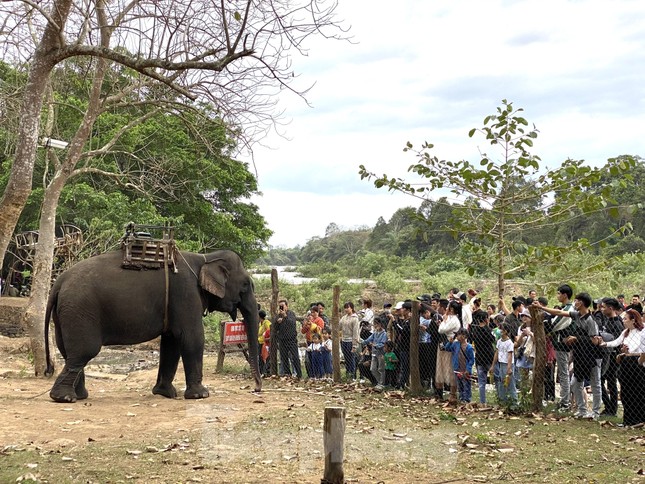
[258,310,271,376]
[261,326,271,376]
[321,328,333,379]
[383,341,399,388]
[358,344,377,385]
[489,323,517,407]
[307,333,324,379]
[445,328,475,403]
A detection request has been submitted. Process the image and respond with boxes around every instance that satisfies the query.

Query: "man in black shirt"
[503,300,524,342]
[599,297,624,416]
[550,284,574,411]
[626,294,644,315]
[394,301,412,389]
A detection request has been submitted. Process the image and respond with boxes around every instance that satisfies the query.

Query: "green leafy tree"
[0,0,344,287]
[359,100,637,297]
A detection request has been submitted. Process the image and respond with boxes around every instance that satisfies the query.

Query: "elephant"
[44,249,261,403]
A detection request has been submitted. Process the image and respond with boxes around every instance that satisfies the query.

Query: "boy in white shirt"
[490,323,517,407]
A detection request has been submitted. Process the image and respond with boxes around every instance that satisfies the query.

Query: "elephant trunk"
[240,290,262,392]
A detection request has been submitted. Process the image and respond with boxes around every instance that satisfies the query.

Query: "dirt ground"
[0,337,463,483]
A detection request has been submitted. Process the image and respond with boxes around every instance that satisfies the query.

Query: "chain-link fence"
[266,294,645,427]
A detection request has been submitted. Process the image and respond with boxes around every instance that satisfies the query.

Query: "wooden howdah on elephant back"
[120,222,178,272]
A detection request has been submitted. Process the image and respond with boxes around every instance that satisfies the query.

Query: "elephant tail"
[44,286,57,377]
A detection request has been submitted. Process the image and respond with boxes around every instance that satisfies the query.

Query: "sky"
[243,0,645,248]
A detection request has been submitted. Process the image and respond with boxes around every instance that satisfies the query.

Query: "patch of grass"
[438,411,457,422]
[459,417,644,482]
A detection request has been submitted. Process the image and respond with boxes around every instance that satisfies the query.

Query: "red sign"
[222,321,248,345]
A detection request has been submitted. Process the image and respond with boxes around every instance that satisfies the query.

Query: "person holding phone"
[273,299,302,379]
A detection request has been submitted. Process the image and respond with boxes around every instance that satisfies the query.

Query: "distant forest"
[256,157,645,287]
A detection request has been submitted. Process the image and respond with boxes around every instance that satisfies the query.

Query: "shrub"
[375,270,407,294]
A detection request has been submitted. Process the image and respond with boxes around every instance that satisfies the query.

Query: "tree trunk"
[0,60,53,277]
[0,0,73,275]
[25,40,109,376]
[25,177,66,375]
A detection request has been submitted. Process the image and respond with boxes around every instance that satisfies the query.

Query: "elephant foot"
[152,383,178,399]
[49,389,77,403]
[253,373,262,393]
[184,384,209,399]
[49,367,84,403]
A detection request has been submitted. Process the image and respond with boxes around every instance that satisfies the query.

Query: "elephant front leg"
[50,365,86,403]
[152,333,180,398]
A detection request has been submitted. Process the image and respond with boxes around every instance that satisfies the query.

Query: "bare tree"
[0,0,345,278]
[0,0,345,374]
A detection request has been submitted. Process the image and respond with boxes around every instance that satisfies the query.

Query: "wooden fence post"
[331,285,341,383]
[216,321,225,373]
[321,406,346,484]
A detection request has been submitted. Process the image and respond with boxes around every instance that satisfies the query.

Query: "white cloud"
[242,0,645,248]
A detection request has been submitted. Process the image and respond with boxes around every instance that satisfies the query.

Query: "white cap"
[394,301,404,310]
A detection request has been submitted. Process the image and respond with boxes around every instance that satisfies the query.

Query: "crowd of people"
[256,287,645,426]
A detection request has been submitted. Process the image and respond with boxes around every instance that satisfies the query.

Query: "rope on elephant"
[27,388,52,399]
[163,244,170,333]
[177,250,200,281]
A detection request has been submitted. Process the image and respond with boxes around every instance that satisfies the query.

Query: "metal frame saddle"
[121,222,178,273]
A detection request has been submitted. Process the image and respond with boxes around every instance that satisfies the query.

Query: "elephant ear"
[199,260,230,298]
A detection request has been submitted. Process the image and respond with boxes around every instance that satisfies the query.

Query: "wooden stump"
[322,406,346,484]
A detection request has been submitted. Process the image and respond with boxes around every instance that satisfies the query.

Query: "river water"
[251,266,375,285]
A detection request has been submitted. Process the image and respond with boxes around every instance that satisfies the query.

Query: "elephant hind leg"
[153,332,180,399]
[50,366,85,403]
